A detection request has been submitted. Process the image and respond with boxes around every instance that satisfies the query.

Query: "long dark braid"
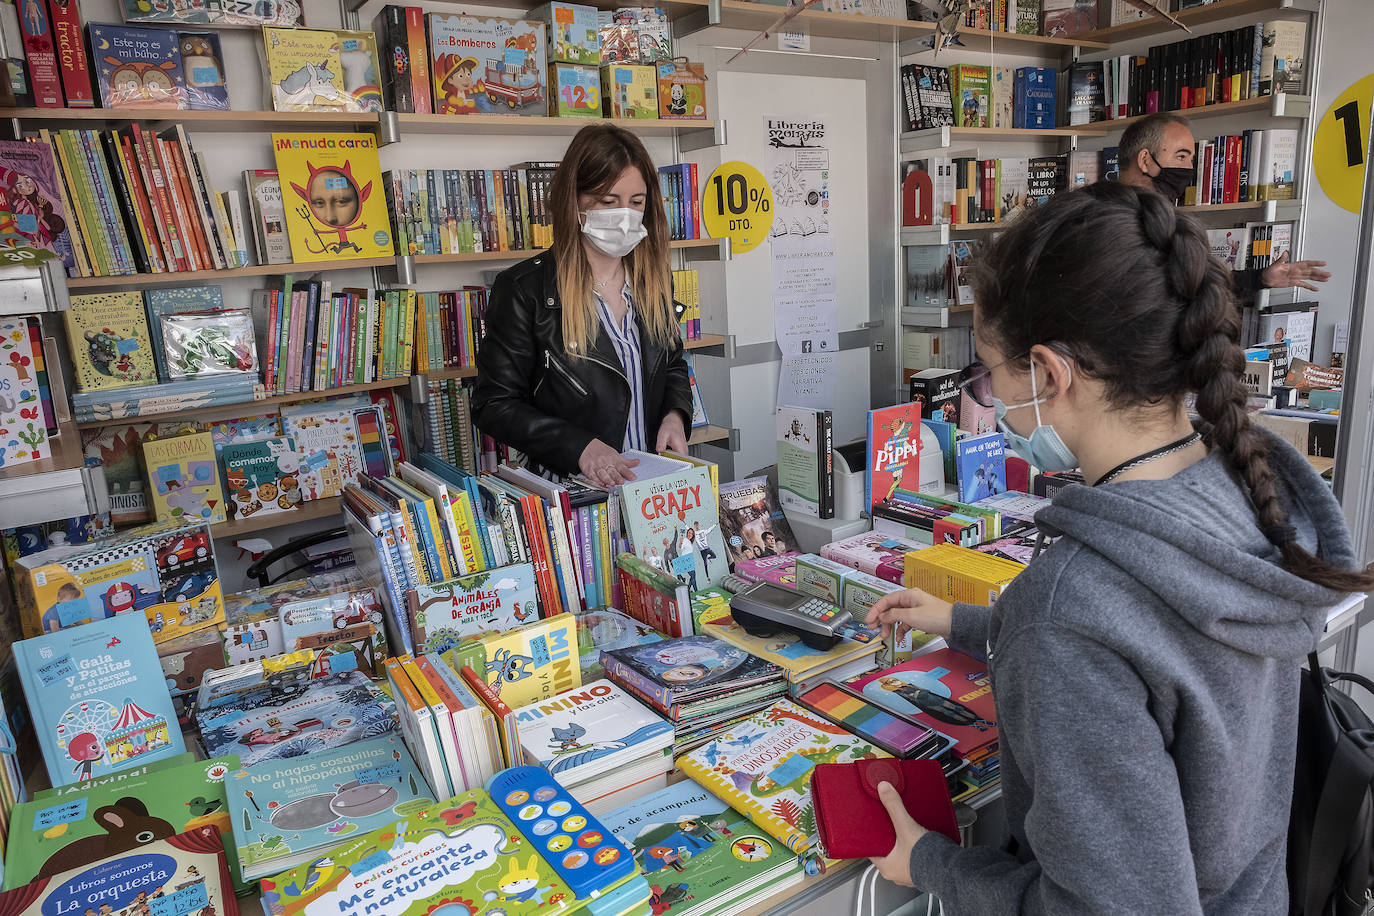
[973,181,1373,593]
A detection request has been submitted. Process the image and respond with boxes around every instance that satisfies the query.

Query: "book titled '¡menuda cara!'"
[15,611,187,787]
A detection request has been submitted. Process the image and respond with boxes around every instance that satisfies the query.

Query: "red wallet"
[811,758,960,859]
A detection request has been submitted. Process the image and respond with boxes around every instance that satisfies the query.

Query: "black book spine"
[376,5,412,113]
[97,131,151,274]
[818,409,834,519]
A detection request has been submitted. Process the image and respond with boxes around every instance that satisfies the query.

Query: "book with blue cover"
[14,612,187,787]
[599,636,783,712]
[225,734,434,881]
[514,679,672,786]
[954,432,1005,504]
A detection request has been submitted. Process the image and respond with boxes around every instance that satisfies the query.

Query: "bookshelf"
[1096,93,1311,133]
[899,124,1103,156]
[394,113,720,139]
[687,424,732,447]
[1075,0,1320,45]
[210,494,344,538]
[4,107,384,132]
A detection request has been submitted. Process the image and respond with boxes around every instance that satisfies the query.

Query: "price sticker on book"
[1313,74,1374,214]
[702,161,774,254]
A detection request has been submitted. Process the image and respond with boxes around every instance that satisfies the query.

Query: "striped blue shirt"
[595,283,646,452]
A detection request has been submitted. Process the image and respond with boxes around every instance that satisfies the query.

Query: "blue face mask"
[991,357,1079,472]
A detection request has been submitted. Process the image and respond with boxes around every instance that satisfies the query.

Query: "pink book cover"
[821,531,927,577]
[875,557,904,585]
[734,552,799,588]
[287,287,305,394]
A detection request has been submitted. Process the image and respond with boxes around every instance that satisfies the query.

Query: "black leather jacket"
[473,253,694,476]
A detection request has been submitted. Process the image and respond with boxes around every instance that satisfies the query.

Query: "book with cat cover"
[0,139,77,270]
[196,670,398,769]
[62,291,156,392]
[14,611,187,787]
[220,436,304,521]
[601,779,802,916]
[258,790,578,916]
[717,476,799,569]
[442,612,580,710]
[3,754,246,893]
[405,562,539,656]
[225,734,432,881]
[141,430,225,524]
[271,130,393,262]
[513,679,672,786]
[675,699,886,858]
[0,826,237,916]
[87,23,186,109]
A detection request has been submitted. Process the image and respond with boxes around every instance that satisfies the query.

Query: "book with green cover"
[601,780,802,916]
[63,291,157,391]
[4,754,247,893]
[675,699,887,858]
[259,790,580,916]
[442,612,580,709]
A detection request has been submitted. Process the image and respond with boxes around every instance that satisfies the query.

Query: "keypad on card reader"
[487,765,636,898]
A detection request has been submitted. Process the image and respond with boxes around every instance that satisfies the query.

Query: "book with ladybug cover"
[13,611,188,788]
[87,23,186,109]
[62,291,157,392]
[259,789,580,916]
[4,753,247,893]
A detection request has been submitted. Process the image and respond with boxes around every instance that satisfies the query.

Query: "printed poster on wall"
[766,114,838,408]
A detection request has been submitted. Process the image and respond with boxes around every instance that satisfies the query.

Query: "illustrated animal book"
[600,780,802,916]
[271,131,393,262]
[225,734,433,881]
[513,679,673,784]
[3,754,245,893]
[0,138,77,271]
[0,316,51,471]
[141,430,225,524]
[14,611,187,787]
[717,476,799,569]
[442,612,580,710]
[675,699,887,857]
[220,436,304,521]
[196,669,397,769]
[258,790,578,916]
[847,648,998,762]
[263,26,346,111]
[0,826,238,916]
[87,23,186,109]
[619,464,723,592]
[62,291,156,391]
[280,401,390,500]
[405,562,539,656]
[177,30,229,109]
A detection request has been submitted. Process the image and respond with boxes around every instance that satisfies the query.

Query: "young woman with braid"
[865,182,1374,914]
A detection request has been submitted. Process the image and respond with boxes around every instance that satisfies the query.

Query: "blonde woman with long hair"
[474,124,692,484]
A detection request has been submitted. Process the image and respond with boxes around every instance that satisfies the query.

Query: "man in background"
[1114,112,1331,297]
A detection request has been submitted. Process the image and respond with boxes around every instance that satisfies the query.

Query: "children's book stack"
[659,162,701,241]
[615,552,693,637]
[600,635,787,755]
[574,608,664,681]
[422,378,480,473]
[514,679,674,815]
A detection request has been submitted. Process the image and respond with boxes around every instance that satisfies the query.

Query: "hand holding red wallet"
[811,758,959,861]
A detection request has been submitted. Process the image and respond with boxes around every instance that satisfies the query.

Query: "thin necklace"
[1094,432,1202,486]
[593,266,624,292]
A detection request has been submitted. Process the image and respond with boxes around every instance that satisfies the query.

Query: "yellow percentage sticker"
[1313,74,1374,214]
[702,161,774,254]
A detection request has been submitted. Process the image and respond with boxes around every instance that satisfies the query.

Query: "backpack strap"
[1302,655,1374,916]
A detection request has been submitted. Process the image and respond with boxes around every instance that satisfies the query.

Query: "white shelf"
[0,463,109,529]
[899,125,1096,156]
[0,260,69,315]
[900,303,973,328]
[901,224,950,247]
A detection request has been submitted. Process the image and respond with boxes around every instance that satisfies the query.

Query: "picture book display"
[0,826,238,916]
[259,789,579,916]
[405,562,539,655]
[601,780,802,916]
[867,402,940,513]
[220,437,304,521]
[141,430,225,524]
[954,432,1006,505]
[87,23,186,109]
[620,464,722,592]
[0,139,77,270]
[514,679,672,782]
[197,670,397,769]
[0,317,50,471]
[4,754,244,892]
[676,699,886,857]
[428,13,547,115]
[444,612,581,709]
[62,292,156,391]
[847,648,997,761]
[225,734,433,880]
[717,476,800,569]
[263,26,346,110]
[271,131,393,262]
[14,612,187,787]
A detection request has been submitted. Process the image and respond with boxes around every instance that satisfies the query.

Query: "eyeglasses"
[957,348,1054,408]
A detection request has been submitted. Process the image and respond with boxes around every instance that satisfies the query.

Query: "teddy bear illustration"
[38,798,176,877]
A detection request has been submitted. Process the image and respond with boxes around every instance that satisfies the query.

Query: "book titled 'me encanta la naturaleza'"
[15,611,187,787]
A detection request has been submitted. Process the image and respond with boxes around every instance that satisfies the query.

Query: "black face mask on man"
[1146,151,1193,202]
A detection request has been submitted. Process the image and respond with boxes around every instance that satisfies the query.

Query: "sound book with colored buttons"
[486,766,637,898]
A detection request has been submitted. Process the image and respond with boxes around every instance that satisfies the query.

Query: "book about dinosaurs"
[225,734,433,881]
[62,291,157,392]
[405,561,539,656]
[0,138,77,270]
[259,789,578,916]
[675,699,886,856]
[14,611,187,788]
[3,754,245,892]
[271,131,393,262]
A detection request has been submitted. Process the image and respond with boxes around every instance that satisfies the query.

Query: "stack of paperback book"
[600,635,788,754]
[514,679,675,815]
[421,379,480,474]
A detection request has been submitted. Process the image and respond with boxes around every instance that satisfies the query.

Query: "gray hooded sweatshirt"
[906,430,1358,913]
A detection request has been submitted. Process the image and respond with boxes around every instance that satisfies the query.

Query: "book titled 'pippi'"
[271,132,393,262]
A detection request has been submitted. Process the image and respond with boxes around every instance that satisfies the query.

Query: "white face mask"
[580,207,648,258]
